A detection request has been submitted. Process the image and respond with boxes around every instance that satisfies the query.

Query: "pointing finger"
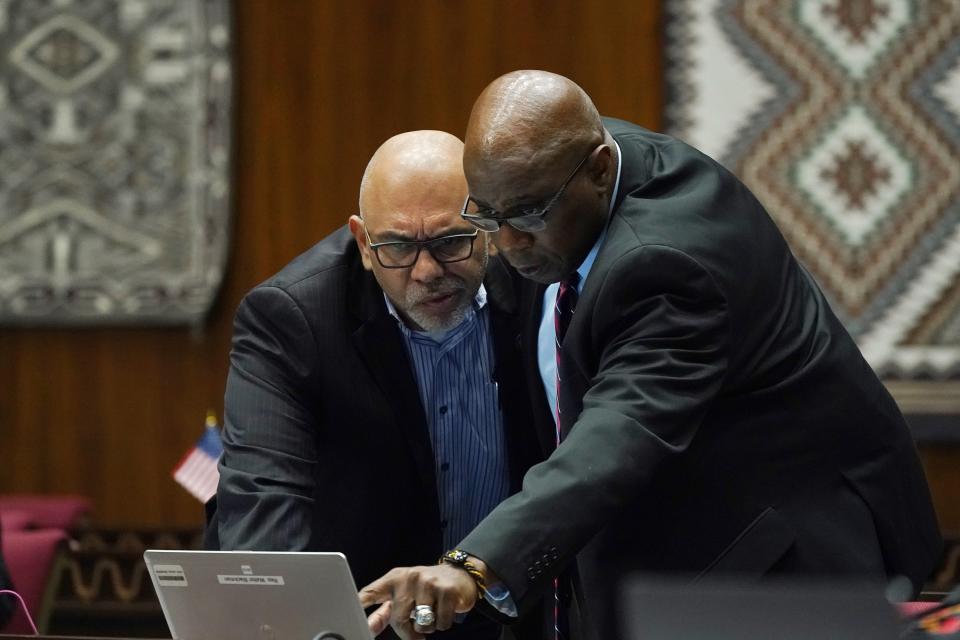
[366,601,392,636]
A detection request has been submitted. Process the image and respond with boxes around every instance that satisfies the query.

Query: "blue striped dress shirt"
[384,285,510,550]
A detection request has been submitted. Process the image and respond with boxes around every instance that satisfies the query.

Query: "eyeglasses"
[460,148,593,232]
[363,226,480,269]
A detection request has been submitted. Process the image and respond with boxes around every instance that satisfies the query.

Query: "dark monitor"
[619,577,900,639]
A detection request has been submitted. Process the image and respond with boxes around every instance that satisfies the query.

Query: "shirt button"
[441,462,450,471]
[439,405,448,415]
[440,519,448,529]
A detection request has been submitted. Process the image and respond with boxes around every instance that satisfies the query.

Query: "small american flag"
[172,412,223,503]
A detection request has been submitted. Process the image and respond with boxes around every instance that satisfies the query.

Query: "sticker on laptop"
[217,574,285,585]
[154,564,188,587]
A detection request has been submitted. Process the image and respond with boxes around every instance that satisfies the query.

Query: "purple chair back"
[0,495,91,530]
[0,512,32,533]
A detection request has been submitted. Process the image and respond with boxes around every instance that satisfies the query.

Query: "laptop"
[619,576,901,640]
[144,550,374,640]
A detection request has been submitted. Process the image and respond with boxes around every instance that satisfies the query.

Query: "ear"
[348,214,374,271]
[586,144,614,194]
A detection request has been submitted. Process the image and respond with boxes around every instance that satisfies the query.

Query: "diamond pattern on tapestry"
[0,0,232,324]
[664,0,960,384]
[796,105,912,246]
[798,0,910,79]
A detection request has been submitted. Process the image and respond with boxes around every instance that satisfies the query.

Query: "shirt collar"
[573,140,622,292]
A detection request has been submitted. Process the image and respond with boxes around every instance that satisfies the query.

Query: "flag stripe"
[173,440,220,503]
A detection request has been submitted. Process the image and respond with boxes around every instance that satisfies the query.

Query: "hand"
[359,564,479,639]
[366,599,392,637]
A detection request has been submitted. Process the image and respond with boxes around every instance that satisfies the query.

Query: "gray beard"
[404,284,472,332]
[401,243,487,332]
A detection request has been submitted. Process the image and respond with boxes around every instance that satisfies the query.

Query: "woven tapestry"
[664,0,960,414]
[0,0,232,325]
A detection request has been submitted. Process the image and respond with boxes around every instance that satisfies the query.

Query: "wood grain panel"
[919,446,960,535]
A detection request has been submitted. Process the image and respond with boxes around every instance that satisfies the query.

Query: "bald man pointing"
[210,131,542,640]
[361,73,941,639]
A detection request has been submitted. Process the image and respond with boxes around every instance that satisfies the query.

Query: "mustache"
[406,278,466,305]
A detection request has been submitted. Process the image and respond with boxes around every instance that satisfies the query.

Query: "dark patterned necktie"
[554,271,581,440]
[552,271,580,640]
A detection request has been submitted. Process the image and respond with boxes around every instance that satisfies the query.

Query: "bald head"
[460,71,616,285]
[464,70,604,173]
[349,129,487,332]
[359,130,466,224]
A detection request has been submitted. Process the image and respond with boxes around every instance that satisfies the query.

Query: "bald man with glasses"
[208,130,543,640]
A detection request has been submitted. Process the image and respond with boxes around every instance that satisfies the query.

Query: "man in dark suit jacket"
[360,72,942,640]
[210,131,542,639]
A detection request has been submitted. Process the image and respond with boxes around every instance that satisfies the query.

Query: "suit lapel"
[348,270,437,505]
[558,214,635,439]
[486,258,547,488]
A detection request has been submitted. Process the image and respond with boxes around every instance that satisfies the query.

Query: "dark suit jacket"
[461,118,942,640]
[209,226,543,639]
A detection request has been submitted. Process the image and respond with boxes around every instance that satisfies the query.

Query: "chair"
[0,495,91,530]
[0,511,33,533]
[0,528,68,634]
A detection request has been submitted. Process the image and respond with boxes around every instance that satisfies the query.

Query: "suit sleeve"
[216,285,321,551]
[460,244,730,606]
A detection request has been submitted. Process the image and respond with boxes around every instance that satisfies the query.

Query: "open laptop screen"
[144,550,373,640]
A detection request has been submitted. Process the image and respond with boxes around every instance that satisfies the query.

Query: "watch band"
[439,549,488,600]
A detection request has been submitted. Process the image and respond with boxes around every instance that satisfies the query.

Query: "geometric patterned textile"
[0,0,231,325]
[664,0,960,389]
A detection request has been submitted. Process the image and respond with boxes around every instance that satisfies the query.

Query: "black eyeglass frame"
[460,148,594,232]
[363,226,481,269]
